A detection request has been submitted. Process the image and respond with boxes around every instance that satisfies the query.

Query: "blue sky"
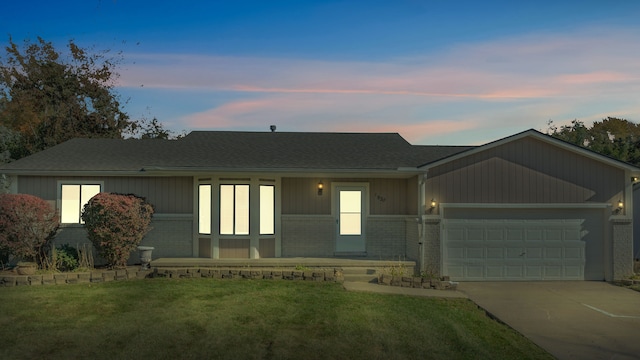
[2,1,640,144]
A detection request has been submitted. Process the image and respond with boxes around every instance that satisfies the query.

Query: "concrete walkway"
[457,281,640,360]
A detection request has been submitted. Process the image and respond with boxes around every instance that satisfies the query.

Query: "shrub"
[81,193,154,268]
[0,193,59,265]
[54,244,80,272]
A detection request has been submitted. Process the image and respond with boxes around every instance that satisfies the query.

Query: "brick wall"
[612,218,633,280]
[282,215,413,259]
[281,216,335,257]
[423,218,441,277]
[365,217,408,259]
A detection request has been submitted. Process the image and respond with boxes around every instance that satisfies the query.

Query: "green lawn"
[0,279,552,360]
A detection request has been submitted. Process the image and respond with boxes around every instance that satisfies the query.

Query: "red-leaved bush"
[0,193,59,264]
[81,193,154,268]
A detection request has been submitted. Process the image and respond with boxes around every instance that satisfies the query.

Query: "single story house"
[0,129,637,281]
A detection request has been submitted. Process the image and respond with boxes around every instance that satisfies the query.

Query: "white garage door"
[443,219,588,281]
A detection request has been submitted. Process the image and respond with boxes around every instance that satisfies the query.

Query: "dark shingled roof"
[0,131,474,173]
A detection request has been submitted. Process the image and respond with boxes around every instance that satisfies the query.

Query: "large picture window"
[61,184,101,224]
[220,184,249,235]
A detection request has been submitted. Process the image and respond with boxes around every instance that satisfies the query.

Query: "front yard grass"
[0,279,552,360]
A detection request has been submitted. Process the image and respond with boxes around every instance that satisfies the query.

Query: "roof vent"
[270,125,277,132]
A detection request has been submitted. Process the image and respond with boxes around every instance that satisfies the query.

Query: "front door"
[335,186,366,252]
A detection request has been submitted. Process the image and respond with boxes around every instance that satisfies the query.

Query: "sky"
[2,0,640,145]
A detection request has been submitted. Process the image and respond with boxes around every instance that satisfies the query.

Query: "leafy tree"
[0,193,59,266]
[547,117,640,166]
[128,115,178,140]
[81,193,154,268]
[0,36,133,156]
[0,125,25,163]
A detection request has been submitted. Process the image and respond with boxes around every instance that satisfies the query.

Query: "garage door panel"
[485,266,504,278]
[544,247,562,260]
[446,228,465,241]
[526,229,543,241]
[564,229,581,241]
[525,266,542,278]
[446,246,464,259]
[447,265,464,278]
[545,229,564,241]
[544,266,562,278]
[486,248,504,259]
[564,245,583,260]
[486,228,504,241]
[525,247,542,259]
[506,228,524,241]
[466,265,484,278]
[467,228,485,241]
[443,213,599,281]
[506,247,524,259]
[505,265,523,277]
[466,247,484,260]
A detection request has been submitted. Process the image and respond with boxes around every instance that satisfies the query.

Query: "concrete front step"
[343,274,379,283]
[341,266,380,275]
[341,266,387,283]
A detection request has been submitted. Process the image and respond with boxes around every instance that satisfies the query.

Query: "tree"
[0,36,133,156]
[129,115,175,140]
[547,117,640,166]
[0,125,25,163]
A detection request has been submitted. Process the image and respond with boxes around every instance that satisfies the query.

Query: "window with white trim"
[198,184,211,234]
[260,185,275,235]
[60,184,101,224]
[220,184,250,235]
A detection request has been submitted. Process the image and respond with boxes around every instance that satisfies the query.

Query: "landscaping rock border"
[0,267,344,287]
[377,274,458,290]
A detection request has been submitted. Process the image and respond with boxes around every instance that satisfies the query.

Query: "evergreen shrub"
[81,193,154,268]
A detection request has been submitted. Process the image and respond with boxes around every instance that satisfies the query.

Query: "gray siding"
[51,215,194,265]
[282,177,417,215]
[18,176,193,213]
[426,137,624,205]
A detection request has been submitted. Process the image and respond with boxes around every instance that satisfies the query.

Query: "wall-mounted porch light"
[430,199,437,208]
[317,182,324,196]
[632,176,639,183]
[614,199,624,214]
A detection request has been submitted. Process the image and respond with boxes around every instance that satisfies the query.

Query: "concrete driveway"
[458,282,640,360]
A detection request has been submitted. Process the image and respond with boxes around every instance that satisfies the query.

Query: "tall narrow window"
[220,185,249,235]
[260,185,275,235]
[198,185,211,234]
[61,184,101,224]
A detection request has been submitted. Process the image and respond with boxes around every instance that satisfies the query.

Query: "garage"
[442,207,606,281]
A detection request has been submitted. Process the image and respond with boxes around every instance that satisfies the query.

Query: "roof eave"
[419,129,640,172]
[1,166,423,178]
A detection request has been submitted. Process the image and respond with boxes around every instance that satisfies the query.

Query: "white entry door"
[335,186,366,252]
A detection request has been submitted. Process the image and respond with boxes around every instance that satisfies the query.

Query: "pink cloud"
[119,26,640,144]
